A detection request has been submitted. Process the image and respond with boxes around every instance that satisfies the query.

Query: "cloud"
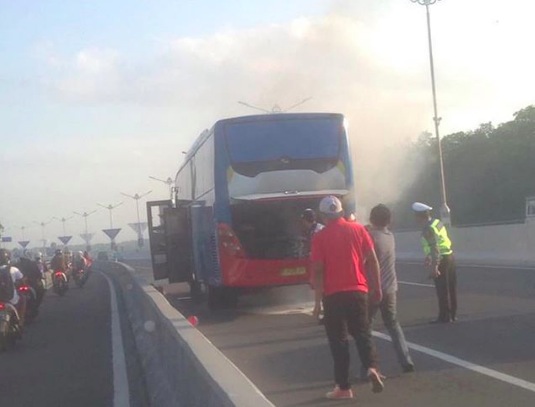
[32,14,435,214]
[25,6,535,230]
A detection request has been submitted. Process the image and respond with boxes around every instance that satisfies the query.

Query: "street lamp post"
[238,97,312,114]
[411,0,450,222]
[149,176,174,200]
[33,220,52,251]
[73,210,97,251]
[53,216,73,236]
[97,202,124,229]
[98,202,124,251]
[121,191,152,248]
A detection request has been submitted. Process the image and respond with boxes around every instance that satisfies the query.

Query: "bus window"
[224,118,342,176]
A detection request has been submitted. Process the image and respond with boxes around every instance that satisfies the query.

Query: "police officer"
[412,202,457,323]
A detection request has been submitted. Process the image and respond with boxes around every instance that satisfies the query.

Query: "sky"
[1,0,534,247]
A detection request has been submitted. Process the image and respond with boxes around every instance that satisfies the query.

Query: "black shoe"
[403,364,415,373]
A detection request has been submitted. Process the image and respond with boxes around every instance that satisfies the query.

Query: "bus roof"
[176,112,345,177]
[214,112,344,127]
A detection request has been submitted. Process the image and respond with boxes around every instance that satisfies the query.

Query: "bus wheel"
[207,285,224,310]
[207,286,238,310]
[223,288,238,309]
[190,280,203,304]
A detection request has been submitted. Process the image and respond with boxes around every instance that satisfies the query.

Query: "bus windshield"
[225,117,341,162]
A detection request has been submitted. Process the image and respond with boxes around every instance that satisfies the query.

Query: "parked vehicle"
[147,113,356,309]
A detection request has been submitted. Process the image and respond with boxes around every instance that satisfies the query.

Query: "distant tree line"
[392,105,535,229]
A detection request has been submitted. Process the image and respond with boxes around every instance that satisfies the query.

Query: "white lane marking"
[399,261,535,271]
[100,272,131,407]
[399,281,434,288]
[373,331,535,393]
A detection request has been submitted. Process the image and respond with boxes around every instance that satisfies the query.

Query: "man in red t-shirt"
[311,196,384,400]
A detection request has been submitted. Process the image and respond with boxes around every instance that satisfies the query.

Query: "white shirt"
[9,266,23,305]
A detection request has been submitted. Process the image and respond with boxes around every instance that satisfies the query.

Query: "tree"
[392,105,535,228]
[513,105,535,122]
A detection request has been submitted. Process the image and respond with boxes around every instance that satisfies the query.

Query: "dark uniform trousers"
[435,254,457,321]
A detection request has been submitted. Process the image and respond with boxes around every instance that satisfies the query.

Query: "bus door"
[163,202,194,283]
[146,200,172,280]
[147,200,194,282]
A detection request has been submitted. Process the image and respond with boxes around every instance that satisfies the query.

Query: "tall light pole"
[238,97,312,114]
[411,0,450,222]
[149,176,174,200]
[18,225,31,251]
[97,202,123,229]
[74,210,97,251]
[121,191,152,248]
[33,220,52,250]
[53,216,73,236]
[98,202,124,250]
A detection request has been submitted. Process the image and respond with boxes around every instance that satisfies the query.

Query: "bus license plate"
[280,267,306,277]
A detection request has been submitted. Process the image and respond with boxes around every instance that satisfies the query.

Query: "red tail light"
[0,303,5,311]
[54,272,64,278]
[217,223,245,257]
[18,286,30,292]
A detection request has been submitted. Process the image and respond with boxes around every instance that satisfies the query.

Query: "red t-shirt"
[311,218,374,296]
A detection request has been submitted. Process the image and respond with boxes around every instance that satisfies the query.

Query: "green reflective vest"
[421,219,453,257]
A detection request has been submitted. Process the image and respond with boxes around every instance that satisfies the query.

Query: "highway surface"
[131,259,535,407]
[0,270,147,407]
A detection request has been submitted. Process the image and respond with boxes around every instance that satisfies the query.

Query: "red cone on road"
[187,315,199,327]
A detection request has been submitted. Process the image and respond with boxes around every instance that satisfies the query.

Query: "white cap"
[412,202,433,212]
[319,196,343,218]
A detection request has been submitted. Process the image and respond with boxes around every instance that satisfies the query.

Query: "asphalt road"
[0,270,147,407]
[131,259,535,407]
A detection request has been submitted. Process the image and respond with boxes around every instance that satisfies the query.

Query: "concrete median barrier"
[94,261,274,407]
[395,220,535,268]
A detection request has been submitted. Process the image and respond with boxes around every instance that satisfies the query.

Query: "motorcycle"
[0,301,22,351]
[16,284,38,323]
[52,269,69,296]
[72,267,88,288]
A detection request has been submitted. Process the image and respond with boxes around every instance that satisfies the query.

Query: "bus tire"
[223,287,238,309]
[190,280,203,304]
[207,285,223,310]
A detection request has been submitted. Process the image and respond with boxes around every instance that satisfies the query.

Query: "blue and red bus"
[147,113,355,307]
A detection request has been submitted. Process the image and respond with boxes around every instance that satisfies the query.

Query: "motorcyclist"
[50,249,67,273]
[17,254,46,312]
[73,251,87,270]
[82,251,93,268]
[0,249,26,330]
[35,253,48,277]
[72,251,87,280]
